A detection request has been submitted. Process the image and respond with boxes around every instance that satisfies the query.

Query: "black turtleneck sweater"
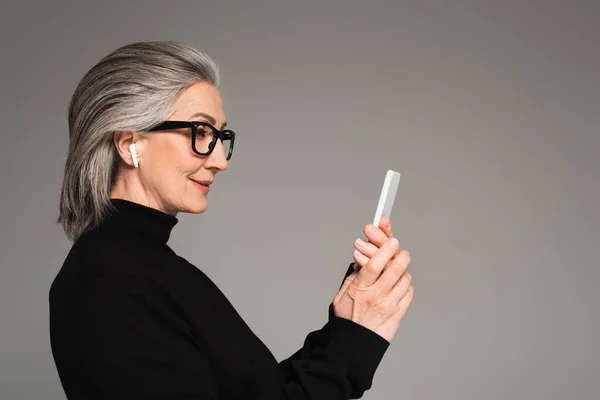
[49,199,390,399]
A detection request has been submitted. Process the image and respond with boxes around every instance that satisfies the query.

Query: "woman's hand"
[352,216,401,272]
[332,216,414,343]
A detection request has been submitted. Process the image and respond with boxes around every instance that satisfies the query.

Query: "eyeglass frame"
[147,121,236,160]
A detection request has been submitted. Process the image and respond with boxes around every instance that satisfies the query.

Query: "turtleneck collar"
[104,198,179,244]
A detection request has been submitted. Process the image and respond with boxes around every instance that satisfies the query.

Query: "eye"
[196,125,212,138]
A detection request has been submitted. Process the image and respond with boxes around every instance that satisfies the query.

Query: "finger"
[395,285,414,319]
[355,237,401,271]
[353,237,399,288]
[354,225,400,258]
[376,217,400,257]
[352,249,369,270]
[363,223,390,248]
[379,216,393,238]
[354,237,379,259]
[388,270,412,304]
[375,250,411,296]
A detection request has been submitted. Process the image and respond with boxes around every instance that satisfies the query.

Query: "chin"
[183,198,208,214]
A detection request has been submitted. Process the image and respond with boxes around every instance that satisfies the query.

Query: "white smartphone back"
[373,170,401,228]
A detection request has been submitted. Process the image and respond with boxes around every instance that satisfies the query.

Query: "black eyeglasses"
[147,121,236,160]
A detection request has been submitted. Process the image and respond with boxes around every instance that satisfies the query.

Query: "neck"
[105,198,179,245]
[110,170,178,217]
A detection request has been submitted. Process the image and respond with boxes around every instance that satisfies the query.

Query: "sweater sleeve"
[278,262,390,399]
[79,267,389,400]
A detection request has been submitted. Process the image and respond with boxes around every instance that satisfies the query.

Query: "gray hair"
[57,41,220,242]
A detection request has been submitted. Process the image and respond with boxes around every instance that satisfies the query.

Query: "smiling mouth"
[190,179,212,186]
[190,179,211,192]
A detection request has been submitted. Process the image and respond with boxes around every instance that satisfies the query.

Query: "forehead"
[169,81,225,121]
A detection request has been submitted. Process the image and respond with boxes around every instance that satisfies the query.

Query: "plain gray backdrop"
[1,0,598,399]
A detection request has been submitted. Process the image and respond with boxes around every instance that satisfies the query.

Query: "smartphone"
[373,170,401,228]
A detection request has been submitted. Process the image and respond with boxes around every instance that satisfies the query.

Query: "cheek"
[174,138,203,176]
[146,136,200,188]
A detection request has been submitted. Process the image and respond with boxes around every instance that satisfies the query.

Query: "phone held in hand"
[353,170,401,273]
[373,170,401,228]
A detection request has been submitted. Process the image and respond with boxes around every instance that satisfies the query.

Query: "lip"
[191,179,213,185]
[191,179,212,193]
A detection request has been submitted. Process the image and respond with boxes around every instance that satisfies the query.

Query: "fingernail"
[367,225,375,233]
[391,238,399,247]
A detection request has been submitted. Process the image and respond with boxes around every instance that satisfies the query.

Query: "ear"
[113,131,144,167]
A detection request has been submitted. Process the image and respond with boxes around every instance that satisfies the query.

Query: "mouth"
[190,178,212,193]
[190,179,213,186]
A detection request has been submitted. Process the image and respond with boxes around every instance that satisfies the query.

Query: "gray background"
[1,0,598,399]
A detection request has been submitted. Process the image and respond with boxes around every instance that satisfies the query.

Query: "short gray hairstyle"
[57,41,220,242]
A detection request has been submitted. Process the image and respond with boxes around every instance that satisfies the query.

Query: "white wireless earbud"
[129,143,139,168]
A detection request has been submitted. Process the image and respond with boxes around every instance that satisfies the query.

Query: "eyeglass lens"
[194,125,232,158]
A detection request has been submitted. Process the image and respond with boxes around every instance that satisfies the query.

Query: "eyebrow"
[190,112,227,129]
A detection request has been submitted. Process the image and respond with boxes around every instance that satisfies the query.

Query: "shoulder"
[59,226,158,282]
[66,228,213,292]
[52,228,176,309]
[52,225,220,308]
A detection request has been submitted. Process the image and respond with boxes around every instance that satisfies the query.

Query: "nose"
[203,139,229,171]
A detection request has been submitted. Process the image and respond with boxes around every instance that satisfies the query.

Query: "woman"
[49,41,414,399]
